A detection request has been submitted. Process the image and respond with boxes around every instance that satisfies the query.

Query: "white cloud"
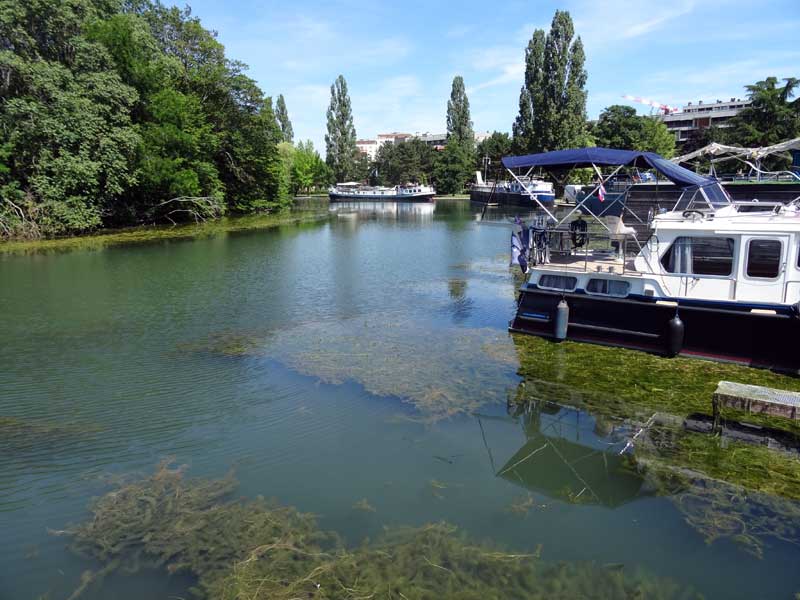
[573,0,698,51]
[468,63,525,94]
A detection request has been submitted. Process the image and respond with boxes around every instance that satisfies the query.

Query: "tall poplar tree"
[446,75,474,149]
[275,94,294,143]
[512,11,588,154]
[512,29,545,154]
[325,75,358,182]
[436,75,474,194]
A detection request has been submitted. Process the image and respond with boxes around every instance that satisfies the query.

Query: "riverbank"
[0,210,330,256]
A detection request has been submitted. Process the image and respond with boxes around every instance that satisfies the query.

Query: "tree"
[373,138,436,185]
[434,142,472,195]
[0,3,141,237]
[512,11,588,154]
[512,30,545,154]
[275,94,293,143]
[0,0,288,237]
[325,74,358,182]
[592,105,675,158]
[291,141,315,194]
[446,75,474,150]
[439,75,475,194]
[636,116,675,158]
[593,105,642,150]
[476,132,512,178]
[726,77,799,149]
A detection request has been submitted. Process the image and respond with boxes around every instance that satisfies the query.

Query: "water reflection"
[496,400,647,507]
[329,201,435,222]
[446,277,473,323]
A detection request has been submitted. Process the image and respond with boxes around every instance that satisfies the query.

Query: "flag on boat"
[510,233,528,274]
[598,182,606,202]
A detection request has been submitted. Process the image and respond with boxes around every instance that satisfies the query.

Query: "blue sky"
[171,0,799,153]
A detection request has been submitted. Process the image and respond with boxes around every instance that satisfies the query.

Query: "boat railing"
[528,228,640,275]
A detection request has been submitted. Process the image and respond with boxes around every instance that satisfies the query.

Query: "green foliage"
[592,105,641,149]
[0,34,140,236]
[637,115,675,158]
[373,138,436,185]
[476,131,512,178]
[593,105,675,157]
[723,76,800,169]
[446,75,474,150]
[512,30,545,154]
[513,11,588,154]
[275,93,294,143]
[435,140,473,196]
[325,74,359,182]
[0,0,288,238]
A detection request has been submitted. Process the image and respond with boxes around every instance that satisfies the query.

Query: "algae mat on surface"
[0,211,329,255]
[510,333,800,429]
[56,462,703,600]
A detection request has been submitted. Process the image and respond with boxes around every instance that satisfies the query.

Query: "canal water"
[2,199,800,599]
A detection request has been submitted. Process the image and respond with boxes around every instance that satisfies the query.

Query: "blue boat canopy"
[501,147,716,190]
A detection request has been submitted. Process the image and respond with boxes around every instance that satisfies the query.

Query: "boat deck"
[534,252,640,275]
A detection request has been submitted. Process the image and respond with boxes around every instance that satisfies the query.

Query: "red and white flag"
[598,182,606,202]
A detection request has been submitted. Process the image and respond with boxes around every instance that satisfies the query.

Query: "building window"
[661,237,734,276]
[538,275,577,291]
[586,278,630,297]
[747,239,781,279]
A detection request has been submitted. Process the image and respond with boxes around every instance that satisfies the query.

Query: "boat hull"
[329,192,435,202]
[510,286,800,374]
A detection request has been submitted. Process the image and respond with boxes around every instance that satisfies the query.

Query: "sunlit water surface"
[1,200,799,599]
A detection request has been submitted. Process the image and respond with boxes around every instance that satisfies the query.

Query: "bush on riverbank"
[1,1,290,239]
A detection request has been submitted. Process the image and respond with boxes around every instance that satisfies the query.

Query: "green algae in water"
[511,333,800,431]
[625,422,800,558]
[58,463,703,600]
[0,211,329,256]
[185,317,520,422]
[0,416,101,454]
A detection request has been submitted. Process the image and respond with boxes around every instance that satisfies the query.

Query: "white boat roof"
[654,204,800,234]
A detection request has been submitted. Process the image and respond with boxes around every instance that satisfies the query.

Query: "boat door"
[735,235,790,303]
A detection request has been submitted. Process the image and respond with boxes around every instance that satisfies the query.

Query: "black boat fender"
[666,311,685,357]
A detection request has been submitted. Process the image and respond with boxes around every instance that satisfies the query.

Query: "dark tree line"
[0,0,295,238]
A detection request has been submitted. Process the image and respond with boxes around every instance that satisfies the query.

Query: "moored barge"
[329,183,435,202]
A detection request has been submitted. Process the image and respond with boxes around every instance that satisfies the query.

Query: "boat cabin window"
[660,236,734,276]
[537,274,577,292]
[746,239,781,279]
[586,278,630,297]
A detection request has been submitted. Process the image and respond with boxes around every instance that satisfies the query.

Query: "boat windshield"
[673,182,731,212]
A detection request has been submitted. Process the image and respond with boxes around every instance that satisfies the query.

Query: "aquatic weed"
[57,463,704,600]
